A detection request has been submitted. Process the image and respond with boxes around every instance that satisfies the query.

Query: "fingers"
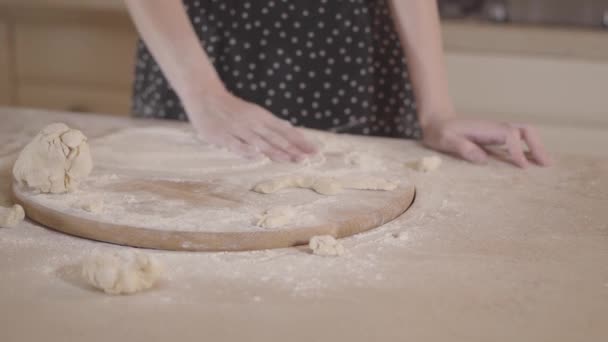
[423,128,488,164]
[503,126,529,168]
[463,121,539,168]
[233,129,292,162]
[269,119,318,155]
[515,125,552,166]
[248,108,317,162]
[447,135,488,164]
[190,94,316,162]
[220,135,261,160]
[253,125,307,162]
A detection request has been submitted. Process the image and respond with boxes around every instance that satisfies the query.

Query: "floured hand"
[187,92,317,162]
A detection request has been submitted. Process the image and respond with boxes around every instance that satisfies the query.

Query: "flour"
[256,206,297,229]
[18,127,409,234]
[6,126,589,299]
[393,231,410,241]
[27,175,344,232]
[3,107,608,333]
[91,127,271,176]
[0,117,430,298]
[407,156,442,173]
[344,151,386,171]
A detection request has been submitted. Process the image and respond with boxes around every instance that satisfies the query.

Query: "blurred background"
[0,0,606,128]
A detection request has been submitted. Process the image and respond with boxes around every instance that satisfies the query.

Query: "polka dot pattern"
[133,0,421,139]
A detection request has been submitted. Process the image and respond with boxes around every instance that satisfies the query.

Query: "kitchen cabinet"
[17,83,132,115]
[0,2,136,115]
[442,21,608,61]
[14,18,136,88]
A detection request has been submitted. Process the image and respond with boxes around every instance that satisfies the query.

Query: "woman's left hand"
[421,118,552,168]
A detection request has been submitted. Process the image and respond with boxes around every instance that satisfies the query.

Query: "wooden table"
[1,107,607,342]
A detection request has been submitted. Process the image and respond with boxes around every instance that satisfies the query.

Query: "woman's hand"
[421,118,552,168]
[387,2,550,168]
[125,0,316,162]
[187,91,317,162]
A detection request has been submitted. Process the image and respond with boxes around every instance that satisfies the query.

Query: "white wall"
[446,52,608,128]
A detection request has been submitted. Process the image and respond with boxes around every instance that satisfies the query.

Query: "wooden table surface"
[1,107,607,342]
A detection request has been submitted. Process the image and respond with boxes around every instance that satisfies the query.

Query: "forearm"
[125,0,225,110]
[388,0,455,128]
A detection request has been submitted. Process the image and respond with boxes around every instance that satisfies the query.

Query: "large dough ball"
[13,123,93,193]
[82,251,163,295]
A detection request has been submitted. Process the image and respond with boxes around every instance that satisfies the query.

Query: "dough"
[256,206,296,229]
[408,156,442,173]
[0,204,25,228]
[309,235,345,257]
[253,176,341,195]
[13,123,93,193]
[80,198,104,213]
[253,175,397,195]
[81,251,163,295]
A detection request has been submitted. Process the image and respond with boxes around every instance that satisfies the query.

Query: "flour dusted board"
[11,127,415,251]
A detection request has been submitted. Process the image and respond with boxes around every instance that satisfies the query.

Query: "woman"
[125,0,550,167]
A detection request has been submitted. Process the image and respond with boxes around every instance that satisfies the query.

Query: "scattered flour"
[0,120,431,299]
[256,206,297,229]
[91,127,271,176]
[344,151,385,171]
[407,156,442,173]
[393,231,410,241]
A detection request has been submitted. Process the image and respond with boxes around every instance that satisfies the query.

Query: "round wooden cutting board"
[11,127,416,252]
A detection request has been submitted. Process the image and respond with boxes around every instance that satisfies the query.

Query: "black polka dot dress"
[132,0,421,139]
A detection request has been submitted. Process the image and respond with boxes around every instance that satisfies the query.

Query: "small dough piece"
[256,206,296,229]
[82,251,163,295]
[253,175,396,195]
[407,156,442,173]
[0,204,25,228]
[311,177,343,195]
[253,175,342,195]
[309,235,345,257]
[80,198,104,214]
[13,123,93,193]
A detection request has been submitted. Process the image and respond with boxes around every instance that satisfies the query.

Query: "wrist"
[179,78,229,110]
[417,102,457,130]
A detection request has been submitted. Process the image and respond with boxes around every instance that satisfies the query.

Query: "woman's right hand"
[186,91,318,162]
[125,1,316,162]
